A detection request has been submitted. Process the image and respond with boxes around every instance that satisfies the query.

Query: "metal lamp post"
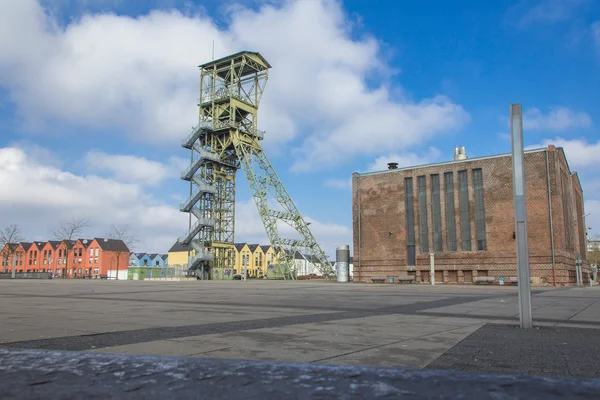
[511,103,533,329]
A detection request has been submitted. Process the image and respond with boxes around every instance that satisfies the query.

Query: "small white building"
[107,269,128,280]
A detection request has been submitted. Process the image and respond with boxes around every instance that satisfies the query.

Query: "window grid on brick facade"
[472,168,487,251]
[444,172,457,251]
[418,175,429,253]
[458,170,472,251]
[431,174,442,252]
[405,178,416,265]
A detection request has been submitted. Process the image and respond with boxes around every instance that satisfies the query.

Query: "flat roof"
[356,147,548,177]
[199,51,271,70]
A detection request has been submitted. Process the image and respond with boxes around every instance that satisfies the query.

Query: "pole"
[511,103,533,329]
[576,255,582,286]
[12,253,16,278]
[430,253,435,285]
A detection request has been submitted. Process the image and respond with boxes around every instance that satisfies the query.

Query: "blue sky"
[0,0,599,254]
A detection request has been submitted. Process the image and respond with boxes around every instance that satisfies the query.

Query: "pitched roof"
[77,239,94,248]
[234,243,247,251]
[2,243,19,252]
[260,245,271,253]
[56,240,77,248]
[134,252,147,258]
[94,238,130,252]
[19,242,33,251]
[48,241,62,249]
[248,244,260,252]
[168,241,190,253]
[161,254,168,261]
[148,253,159,259]
[33,241,46,249]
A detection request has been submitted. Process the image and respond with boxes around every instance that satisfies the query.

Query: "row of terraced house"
[1,238,130,278]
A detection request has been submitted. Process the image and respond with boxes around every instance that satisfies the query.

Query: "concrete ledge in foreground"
[1,347,600,399]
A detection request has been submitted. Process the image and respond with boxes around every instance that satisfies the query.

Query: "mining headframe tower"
[179,51,333,280]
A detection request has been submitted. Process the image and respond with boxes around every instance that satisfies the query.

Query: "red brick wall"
[353,146,588,286]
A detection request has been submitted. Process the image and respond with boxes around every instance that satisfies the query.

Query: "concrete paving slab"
[3,280,600,373]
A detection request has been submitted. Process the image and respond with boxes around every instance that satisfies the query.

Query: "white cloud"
[523,107,592,131]
[516,0,588,25]
[0,144,350,256]
[0,144,187,252]
[324,178,352,190]
[0,0,468,172]
[85,151,169,185]
[528,137,600,169]
[585,199,600,238]
[367,147,442,172]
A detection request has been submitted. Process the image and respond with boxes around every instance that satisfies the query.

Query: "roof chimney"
[453,146,467,161]
[387,162,398,170]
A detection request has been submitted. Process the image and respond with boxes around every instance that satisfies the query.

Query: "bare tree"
[51,217,89,278]
[589,233,600,270]
[0,224,24,274]
[107,224,138,280]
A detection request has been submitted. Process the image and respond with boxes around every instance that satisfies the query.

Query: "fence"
[128,265,190,280]
[0,272,51,279]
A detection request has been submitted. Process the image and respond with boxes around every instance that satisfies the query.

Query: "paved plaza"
[1,280,600,378]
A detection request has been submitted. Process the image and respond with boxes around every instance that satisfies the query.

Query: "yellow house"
[249,244,263,278]
[234,243,250,275]
[168,241,193,267]
[233,243,282,278]
[260,245,279,271]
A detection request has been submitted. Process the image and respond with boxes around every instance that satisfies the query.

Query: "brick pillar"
[416,270,422,283]
[458,270,464,283]
[443,270,449,284]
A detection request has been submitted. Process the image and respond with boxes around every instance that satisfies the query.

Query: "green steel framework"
[179,51,333,279]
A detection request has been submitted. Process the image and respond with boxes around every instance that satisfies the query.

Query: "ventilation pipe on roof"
[387,162,398,170]
[453,146,467,161]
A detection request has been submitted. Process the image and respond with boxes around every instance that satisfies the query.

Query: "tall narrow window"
[473,169,487,251]
[561,172,572,251]
[444,172,457,251]
[458,170,472,251]
[405,178,416,265]
[418,175,429,252]
[431,174,442,252]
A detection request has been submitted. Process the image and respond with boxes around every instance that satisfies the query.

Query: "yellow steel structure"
[178,51,333,279]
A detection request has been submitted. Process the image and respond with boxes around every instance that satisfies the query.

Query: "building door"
[463,270,472,283]
[447,271,458,283]
[435,271,443,283]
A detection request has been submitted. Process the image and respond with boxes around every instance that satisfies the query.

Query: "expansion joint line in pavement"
[1,295,492,352]
[308,323,483,365]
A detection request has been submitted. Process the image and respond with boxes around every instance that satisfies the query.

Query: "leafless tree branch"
[50,217,90,244]
[107,224,139,251]
[0,224,24,248]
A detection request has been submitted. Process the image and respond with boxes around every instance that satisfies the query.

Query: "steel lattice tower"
[179,51,333,280]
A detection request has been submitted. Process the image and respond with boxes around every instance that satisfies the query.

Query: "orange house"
[1,243,19,272]
[3,238,130,278]
[39,241,59,273]
[83,238,130,277]
[13,243,30,273]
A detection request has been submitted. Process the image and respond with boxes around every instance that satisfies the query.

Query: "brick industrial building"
[352,145,589,285]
